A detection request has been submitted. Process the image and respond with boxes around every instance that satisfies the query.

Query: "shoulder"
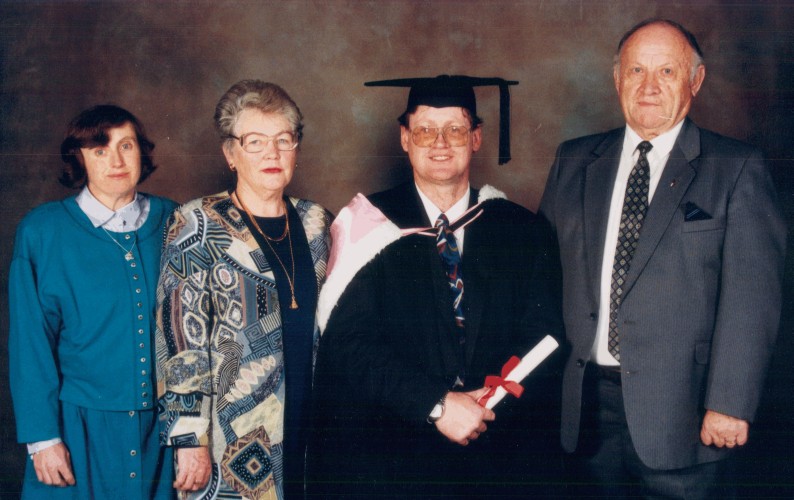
[15,198,74,241]
[19,199,71,228]
[474,185,536,221]
[290,197,333,243]
[169,192,231,220]
[696,127,763,159]
[13,198,77,258]
[162,192,234,245]
[289,197,333,223]
[478,198,542,234]
[367,182,415,212]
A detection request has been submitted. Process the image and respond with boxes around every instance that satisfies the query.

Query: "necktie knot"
[435,213,450,231]
[637,141,653,156]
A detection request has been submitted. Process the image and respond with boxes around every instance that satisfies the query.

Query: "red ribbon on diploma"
[478,355,525,407]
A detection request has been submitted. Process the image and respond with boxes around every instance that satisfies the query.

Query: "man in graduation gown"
[308,75,564,498]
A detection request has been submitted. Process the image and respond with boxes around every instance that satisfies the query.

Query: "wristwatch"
[427,393,448,423]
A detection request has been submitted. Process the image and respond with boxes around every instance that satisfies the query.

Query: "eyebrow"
[242,130,293,136]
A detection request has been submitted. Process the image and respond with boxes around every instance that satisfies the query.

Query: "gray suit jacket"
[540,118,786,470]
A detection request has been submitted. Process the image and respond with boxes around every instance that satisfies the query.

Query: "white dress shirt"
[592,121,684,366]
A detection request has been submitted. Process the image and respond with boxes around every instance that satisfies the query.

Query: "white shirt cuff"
[27,437,62,455]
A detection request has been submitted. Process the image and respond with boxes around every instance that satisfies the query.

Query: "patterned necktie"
[435,214,465,328]
[608,141,653,361]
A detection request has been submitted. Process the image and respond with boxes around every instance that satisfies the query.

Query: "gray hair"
[613,18,704,83]
[214,80,304,149]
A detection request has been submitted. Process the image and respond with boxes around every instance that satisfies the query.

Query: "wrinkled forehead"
[621,24,694,63]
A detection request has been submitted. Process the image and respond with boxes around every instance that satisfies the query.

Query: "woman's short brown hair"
[59,104,157,188]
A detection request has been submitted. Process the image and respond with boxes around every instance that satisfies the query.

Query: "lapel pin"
[670,179,677,188]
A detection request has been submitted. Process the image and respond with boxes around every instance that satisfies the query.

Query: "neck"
[90,187,136,212]
[415,180,468,213]
[234,184,285,217]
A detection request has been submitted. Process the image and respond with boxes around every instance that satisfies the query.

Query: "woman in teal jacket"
[9,105,176,498]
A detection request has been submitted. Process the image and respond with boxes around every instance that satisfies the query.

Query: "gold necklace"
[233,192,298,309]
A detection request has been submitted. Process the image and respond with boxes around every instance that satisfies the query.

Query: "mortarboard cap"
[365,75,518,164]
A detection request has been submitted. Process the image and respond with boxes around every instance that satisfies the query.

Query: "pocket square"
[682,202,712,221]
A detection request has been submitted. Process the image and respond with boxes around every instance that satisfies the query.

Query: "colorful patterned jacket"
[155,191,330,499]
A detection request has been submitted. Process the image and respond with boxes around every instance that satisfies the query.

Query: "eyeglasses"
[410,125,471,147]
[228,131,298,153]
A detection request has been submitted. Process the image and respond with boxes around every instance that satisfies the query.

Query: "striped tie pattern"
[435,214,465,328]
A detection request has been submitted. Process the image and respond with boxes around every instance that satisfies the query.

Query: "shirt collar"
[624,120,684,160]
[415,182,471,226]
[76,187,145,230]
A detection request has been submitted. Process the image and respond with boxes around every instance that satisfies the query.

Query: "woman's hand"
[32,442,76,487]
[174,446,212,491]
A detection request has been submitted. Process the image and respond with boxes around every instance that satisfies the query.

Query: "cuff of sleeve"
[27,437,62,455]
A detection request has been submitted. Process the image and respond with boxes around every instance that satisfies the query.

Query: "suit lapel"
[583,130,625,303]
[621,120,700,297]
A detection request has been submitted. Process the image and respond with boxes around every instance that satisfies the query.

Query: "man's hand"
[32,442,75,487]
[700,409,750,448]
[434,388,496,446]
[174,446,212,491]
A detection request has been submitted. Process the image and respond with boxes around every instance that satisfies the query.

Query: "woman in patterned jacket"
[155,80,331,500]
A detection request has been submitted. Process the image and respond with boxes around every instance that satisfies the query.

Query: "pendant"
[125,252,134,261]
[290,296,298,309]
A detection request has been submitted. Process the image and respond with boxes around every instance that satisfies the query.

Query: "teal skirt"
[22,401,173,499]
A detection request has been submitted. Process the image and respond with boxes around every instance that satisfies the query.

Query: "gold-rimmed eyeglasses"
[227,131,299,153]
[410,125,471,147]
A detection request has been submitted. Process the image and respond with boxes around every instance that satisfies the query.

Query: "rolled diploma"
[483,335,559,410]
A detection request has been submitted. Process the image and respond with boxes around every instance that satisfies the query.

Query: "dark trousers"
[564,366,730,499]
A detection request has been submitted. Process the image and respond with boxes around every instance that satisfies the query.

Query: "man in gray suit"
[540,18,786,498]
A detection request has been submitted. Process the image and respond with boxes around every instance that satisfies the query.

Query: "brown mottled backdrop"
[1,0,792,497]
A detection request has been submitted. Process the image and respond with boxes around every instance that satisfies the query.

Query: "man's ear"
[690,64,706,97]
[470,126,482,152]
[400,125,410,153]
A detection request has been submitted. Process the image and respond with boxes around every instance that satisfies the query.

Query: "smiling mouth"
[430,155,451,161]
